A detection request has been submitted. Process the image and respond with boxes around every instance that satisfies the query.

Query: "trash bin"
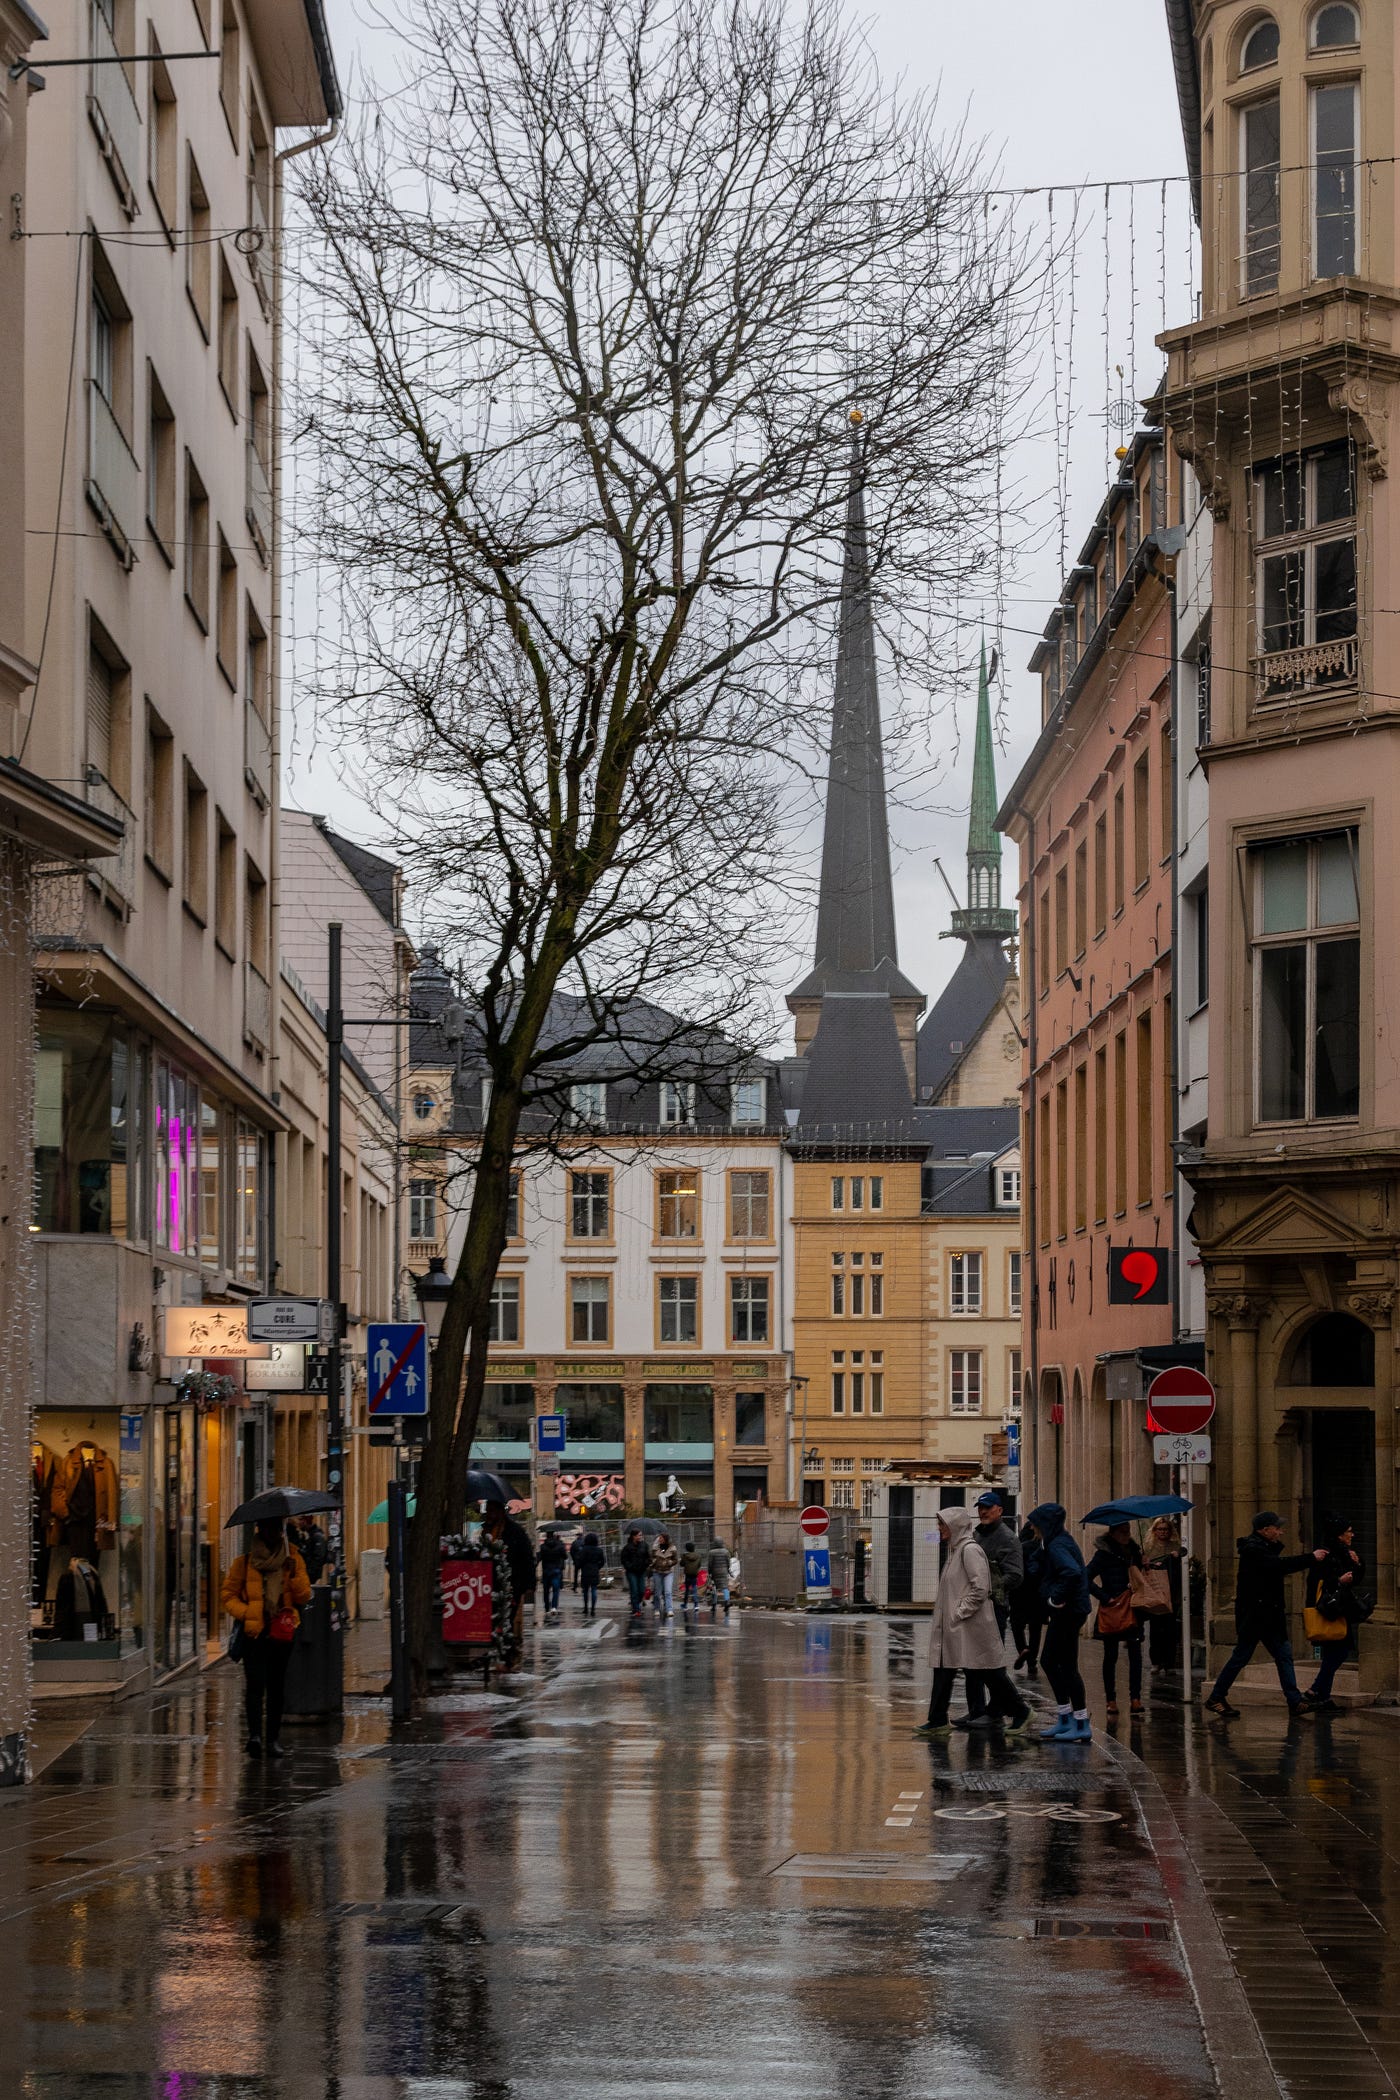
[283,1585,343,1717]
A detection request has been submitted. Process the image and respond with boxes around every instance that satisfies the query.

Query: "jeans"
[1041,1610,1087,1709]
[625,1570,647,1613]
[681,1574,700,1608]
[1209,1631,1302,1708]
[1100,1628,1143,1702]
[242,1636,293,1745]
[580,1577,599,1615]
[708,1581,730,1610]
[652,1570,675,1614]
[926,1667,1027,1727]
[542,1569,563,1611]
[1307,1639,1349,1701]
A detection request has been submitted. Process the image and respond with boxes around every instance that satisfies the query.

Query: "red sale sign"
[441,1556,494,1644]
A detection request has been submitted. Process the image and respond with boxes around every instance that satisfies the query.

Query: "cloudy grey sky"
[291,0,1192,1028]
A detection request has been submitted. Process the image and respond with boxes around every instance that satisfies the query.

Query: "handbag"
[1097,1590,1136,1636]
[227,1623,246,1662]
[1304,1603,1348,1643]
[269,1605,300,1643]
[1130,1565,1172,1615]
[1347,1588,1376,1624]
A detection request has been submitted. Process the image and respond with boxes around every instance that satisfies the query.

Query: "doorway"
[886,1486,913,1604]
[1305,1409,1376,1577]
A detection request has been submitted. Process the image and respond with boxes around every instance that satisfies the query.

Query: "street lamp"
[413,1255,453,1345]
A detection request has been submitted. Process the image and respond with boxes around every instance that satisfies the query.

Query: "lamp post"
[413,1255,453,1345]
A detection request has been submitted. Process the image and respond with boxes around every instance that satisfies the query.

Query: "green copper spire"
[947,640,1016,941]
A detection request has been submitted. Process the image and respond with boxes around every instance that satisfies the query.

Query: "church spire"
[947,640,1016,942]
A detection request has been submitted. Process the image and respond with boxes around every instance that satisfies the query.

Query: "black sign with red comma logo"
[1107,1246,1170,1306]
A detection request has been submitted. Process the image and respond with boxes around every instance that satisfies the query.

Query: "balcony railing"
[83,772,136,914]
[244,697,272,809]
[247,177,272,314]
[85,381,140,566]
[246,440,272,563]
[244,959,272,1053]
[88,0,140,217]
[1253,634,1359,703]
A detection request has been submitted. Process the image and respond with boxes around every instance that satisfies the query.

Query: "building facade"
[1163,0,1400,1688]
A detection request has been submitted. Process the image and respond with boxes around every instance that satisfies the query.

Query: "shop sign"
[245,1343,307,1392]
[554,1360,624,1378]
[486,1361,537,1378]
[162,1305,271,1360]
[730,1361,769,1377]
[441,1556,493,1643]
[642,1360,714,1377]
[248,1298,335,1344]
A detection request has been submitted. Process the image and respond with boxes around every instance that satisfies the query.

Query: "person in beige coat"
[917,1505,1032,1738]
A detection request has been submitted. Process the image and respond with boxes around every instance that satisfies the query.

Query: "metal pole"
[387,1477,411,1723]
[326,924,346,1662]
[1181,1462,1194,1707]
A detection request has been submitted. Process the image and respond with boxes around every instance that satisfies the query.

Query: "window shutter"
[87,649,113,780]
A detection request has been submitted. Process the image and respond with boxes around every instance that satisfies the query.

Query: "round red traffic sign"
[1146,1365,1216,1436]
[799,1505,830,1538]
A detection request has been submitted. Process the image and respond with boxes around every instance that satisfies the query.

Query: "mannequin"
[31,1441,59,1610]
[44,1436,120,1641]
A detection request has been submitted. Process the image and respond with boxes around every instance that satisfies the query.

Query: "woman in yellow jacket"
[221,1518,312,1758]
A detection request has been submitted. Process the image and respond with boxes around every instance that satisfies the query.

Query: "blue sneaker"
[1039,1714,1075,1740]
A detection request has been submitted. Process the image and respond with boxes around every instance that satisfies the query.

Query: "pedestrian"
[483,1498,537,1663]
[1026,1501,1092,1741]
[569,1532,584,1592]
[679,1540,703,1610]
[620,1527,651,1617]
[916,1507,1031,1739]
[1301,1510,1365,1713]
[1087,1521,1145,1717]
[576,1530,607,1618]
[650,1530,679,1617]
[293,1514,329,1583]
[1009,1519,1046,1675]
[1204,1511,1327,1719]
[964,1490,1022,1720]
[221,1517,312,1760]
[1139,1516,1183,1676]
[537,1530,568,1618]
[706,1537,732,1614]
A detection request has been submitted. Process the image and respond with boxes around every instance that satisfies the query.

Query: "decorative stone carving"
[1346,1289,1395,1325]
[1206,1292,1265,1331]
[1326,374,1389,480]
[1168,416,1232,520]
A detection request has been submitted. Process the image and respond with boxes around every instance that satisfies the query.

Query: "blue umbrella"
[1079,1494,1193,1526]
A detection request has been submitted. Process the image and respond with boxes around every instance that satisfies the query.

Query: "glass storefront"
[555,1384,624,1440]
[644,1467,714,1518]
[33,1013,143,1236]
[155,1403,200,1673]
[477,1383,535,1441]
[32,1409,128,1652]
[644,1384,713,1443]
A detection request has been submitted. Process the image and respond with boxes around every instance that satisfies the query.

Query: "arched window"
[1203,39,1214,99]
[1242,16,1280,67]
[1312,3,1359,47]
[1290,1311,1375,1386]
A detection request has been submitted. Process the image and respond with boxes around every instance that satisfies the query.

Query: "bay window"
[1252,442,1357,697]
[1253,829,1360,1124]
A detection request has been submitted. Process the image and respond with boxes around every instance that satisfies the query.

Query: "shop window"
[950,1350,983,1415]
[476,1381,536,1441]
[644,1386,713,1443]
[570,1170,610,1238]
[1253,442,1357,697]
[489,1275,521,1344]
[33,1011,143,1238]
[570,1275,610,1344]
[644,1468,713,1517]
[657,1169,698,1239]
[735,1392,766,1445]
[554,1383,624,1439]
[730,1274,770,1345]
[729,1169,770,1239]
[950,1251,982,1314]
[1252,829,1360,1123]
[659,1275,698,1345]
[409,1178,437,1241]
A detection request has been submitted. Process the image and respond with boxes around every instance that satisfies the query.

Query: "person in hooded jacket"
[679,1541,703,1610]
[576,1530,607,1618]
[537,1531,568,1616]
[620,1528,651,1617]
[916,1506,1031,1737]
[1009,1520,1046,1674]
[1301,1510,1364,1712]
[1205,1511,1327,1717]
[1087,1521,1145,1716]
[1027,1502,1093,1741]
[706,1539,732,1614]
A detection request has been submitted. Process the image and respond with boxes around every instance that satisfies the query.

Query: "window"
[659,1081,695,1126]
[1312,81,1358,279]
[570,1276,610,1345]
[950,1252,982,1315]
[870,1176,883,1211]
[185,455,210,629]
[154,1055,200,1257]
[145,704,173,875]
[147,39,177,231]
[1160,720,1173,857]
[829,1480,855,1510]
[33,1012,144,1238]
[659,1276,698,1345]
[570,1171,610,1238]
[1074,1063,1088,1232]
[735,1392,766,1445]
[997,1166,1021,1207]
[656,1170,698,1239]
[870,1254,883,1317]
[214,811,236,954]
[1094,1044,1108,1222]
[849,1349,865,1416]
[830,1176,844,1211]
[216,531,237,685]
[219,0,240,142]
[1312,4,1359,48]
[831,1352,845,1414]
[246,347,270,561]
[950,1351,983,1416]
[1093,814,1107,936]
[1133,753,1150,888]
[199,1098,222,1267]
[1008,1349,1023,1416]
[234,1120,263,1285]
[731,1275,770,1344]
[217,252,239,407]
[569,1081,607,1127]
[506,1171,521,1239]
[1195,887,1210,1007]
[1113,1031,1128,1215]
[412,1092,435,1121]
[1196,634,1212,748]
[187,153,211,333]
[146,367,175,557]
[1038,1090,1051,1245]
[1252,443,1356,695]
[244,855,267,973]
[86,639,115,785]
[1073,841,1087,958]
[1113,788,1125,913]
[1037,890,1050,993]
[1161,994,1174,1192]
[244,601,268,724]
[850,1176,864,1211]
[731,1077,765,1125]
[183,764,208,922]
[1242,17,1279,69]
[90,284,115,406]
[1136,1013,1154,1203]
[489,1275,521,1344]
[409,1179,437,1241]
[869,1353,884,1415]
[1253,830,1360,1122]
[729,1169,770,1239]
[831,1254,845,1316]
[850,1259,864,1317]
[1009,1250,1022,1316]
[1241,94,1281,297]
[1054,865,1068,975]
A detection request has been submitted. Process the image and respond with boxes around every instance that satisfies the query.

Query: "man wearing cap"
[1205,1512,1327,1719]
[960,1492,1023,1727]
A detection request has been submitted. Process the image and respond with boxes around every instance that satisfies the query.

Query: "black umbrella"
[464,1468,516,1505]
[623,1516,665,1536]
[225,1485,339,1528]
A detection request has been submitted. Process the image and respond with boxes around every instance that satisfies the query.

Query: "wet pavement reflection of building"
[7,1605,1368,2098]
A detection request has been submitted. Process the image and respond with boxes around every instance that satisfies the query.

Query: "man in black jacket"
[962,1493,1023,1724]
[1205,1512,1326,1718]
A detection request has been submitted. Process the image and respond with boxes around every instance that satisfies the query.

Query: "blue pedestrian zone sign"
[367,1323,428,1416]
[804,1545,831,1594]
[536,1414,567,1453]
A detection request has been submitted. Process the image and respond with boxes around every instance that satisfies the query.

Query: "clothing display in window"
[52,1440,119,1557]
[53,1557,114,1643]
[31,1441,60,1604]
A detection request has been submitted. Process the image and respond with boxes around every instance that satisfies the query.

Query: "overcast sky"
[292,0,1192,1029]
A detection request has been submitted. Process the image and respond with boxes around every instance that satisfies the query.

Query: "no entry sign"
[799,1506,830,1539]
[1146,1365,1216,1436]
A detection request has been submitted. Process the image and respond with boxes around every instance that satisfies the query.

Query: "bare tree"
[295,0,1023,1686]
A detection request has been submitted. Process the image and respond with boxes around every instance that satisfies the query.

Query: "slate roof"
[916,933,1016,1101]
[314,817,400,928]
[794,991,916,1144]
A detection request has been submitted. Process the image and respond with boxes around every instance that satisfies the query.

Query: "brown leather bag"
[1097,1590,1136,1636]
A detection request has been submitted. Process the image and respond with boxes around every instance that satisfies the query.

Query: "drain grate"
[1032,1917,1173,1941]
[83,1734,210,1747]
[337,1899,485,1940]
[771,1852,976,1883]
[935,1767,1125,1794]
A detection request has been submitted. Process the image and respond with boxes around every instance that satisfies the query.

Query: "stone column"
[624,1382,646,1515]
[712,1384,735,1534]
